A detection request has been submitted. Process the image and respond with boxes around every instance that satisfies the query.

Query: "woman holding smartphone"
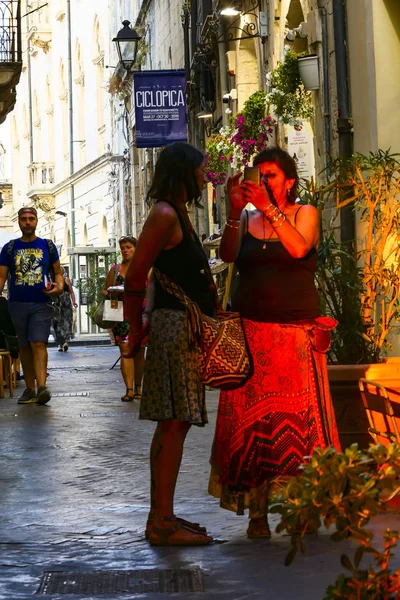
[209,147,340,538]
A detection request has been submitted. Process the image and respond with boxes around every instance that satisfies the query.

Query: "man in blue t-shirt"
[0,207,64,405]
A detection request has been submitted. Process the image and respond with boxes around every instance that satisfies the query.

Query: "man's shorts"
[8,302,53,347]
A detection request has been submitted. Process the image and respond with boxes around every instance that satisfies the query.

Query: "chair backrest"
[359,378,400,446]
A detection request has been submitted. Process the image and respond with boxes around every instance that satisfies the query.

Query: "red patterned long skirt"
[209,318,340,518]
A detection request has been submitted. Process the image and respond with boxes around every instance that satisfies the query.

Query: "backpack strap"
[44,239,55,263]
[7,240,15,268]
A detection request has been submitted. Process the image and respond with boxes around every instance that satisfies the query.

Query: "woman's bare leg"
[149,420,211,543]
[119,346,134,392]
[152,420,190,517]
[134,347,145,389]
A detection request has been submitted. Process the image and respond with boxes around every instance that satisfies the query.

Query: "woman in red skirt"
[209,147,340,538]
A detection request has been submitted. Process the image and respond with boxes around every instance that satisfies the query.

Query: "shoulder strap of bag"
[153,267,204,347]
[160,200,222,311]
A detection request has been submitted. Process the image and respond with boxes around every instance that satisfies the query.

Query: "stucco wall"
[373,0,400,152]
[347,0,400,154]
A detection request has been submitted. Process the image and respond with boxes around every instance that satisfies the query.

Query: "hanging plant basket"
[298,55,320,91]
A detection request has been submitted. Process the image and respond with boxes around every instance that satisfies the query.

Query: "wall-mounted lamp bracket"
[201,1,268,45]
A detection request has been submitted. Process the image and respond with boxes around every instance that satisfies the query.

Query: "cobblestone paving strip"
[53,392,90,397]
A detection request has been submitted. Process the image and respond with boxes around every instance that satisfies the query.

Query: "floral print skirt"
[52,292,74,345]
[139,308,207,426]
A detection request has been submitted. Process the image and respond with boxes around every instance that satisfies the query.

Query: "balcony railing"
[27,162,56,212]
[0,1,21,63]
[28,162,55,188]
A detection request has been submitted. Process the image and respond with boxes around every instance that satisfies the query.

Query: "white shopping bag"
[103,299,124,322]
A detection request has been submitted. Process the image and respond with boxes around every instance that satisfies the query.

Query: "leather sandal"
[247,516,271,539]
[148,517,212,546]
[145,513,207,539]
[121,388,134,402]
[133,385,142,400]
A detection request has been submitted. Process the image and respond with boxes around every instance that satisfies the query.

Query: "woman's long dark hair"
[146,142,204,208]
[253,147,299,204]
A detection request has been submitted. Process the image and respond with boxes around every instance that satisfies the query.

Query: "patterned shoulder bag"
[153,266,252,390]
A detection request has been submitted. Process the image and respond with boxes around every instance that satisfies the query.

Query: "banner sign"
[287,121,315,181]
[133,70,187,148]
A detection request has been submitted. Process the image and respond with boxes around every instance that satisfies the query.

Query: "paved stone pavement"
[0,345,399,600]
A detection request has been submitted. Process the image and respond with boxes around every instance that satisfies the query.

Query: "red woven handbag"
[153,268,252,390]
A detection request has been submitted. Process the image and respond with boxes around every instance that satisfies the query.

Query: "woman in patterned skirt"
[123,142,214,546]
[209,147,340,538]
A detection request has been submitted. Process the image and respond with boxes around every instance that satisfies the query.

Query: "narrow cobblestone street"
[0,345,399,600]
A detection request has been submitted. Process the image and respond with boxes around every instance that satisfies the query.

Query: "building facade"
[1,0,400,337]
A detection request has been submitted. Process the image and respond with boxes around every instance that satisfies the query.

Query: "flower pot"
[298,55,320,90]
[328,358,400,450]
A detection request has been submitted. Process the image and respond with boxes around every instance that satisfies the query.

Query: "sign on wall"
[287,121,316,181]
[133,70,187,148]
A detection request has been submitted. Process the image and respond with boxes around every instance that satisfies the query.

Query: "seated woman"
[209,147,340,538]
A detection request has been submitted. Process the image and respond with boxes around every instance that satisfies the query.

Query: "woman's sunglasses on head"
[119,235,137,244]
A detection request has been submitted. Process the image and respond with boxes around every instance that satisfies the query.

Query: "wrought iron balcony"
[0,1,22,123]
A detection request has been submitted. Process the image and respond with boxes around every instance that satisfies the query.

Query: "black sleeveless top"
[153,203,215,316]
[233,230,320,322]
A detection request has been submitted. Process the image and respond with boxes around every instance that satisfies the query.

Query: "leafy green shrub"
[269,444,400,599]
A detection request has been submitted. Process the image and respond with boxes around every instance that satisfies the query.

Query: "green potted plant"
[297,54,320,90]
[204,90,273,188]
[266,48,314,125]
[204,51,314,186]
[307,150,400,447]
[269,443,400,599]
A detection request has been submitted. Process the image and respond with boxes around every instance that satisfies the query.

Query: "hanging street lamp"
[112,20,142,72]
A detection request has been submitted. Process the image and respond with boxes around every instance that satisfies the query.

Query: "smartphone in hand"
[44,274,53,291]
[243,166,260,185]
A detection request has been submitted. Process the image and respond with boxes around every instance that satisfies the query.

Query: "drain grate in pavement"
[52,392,90,397]
[37,568,205,594]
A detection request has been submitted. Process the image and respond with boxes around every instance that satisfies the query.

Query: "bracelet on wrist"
[265,208,283,223]
[228,215,241,222]
[271,214,286,228]
[264,206,280,219]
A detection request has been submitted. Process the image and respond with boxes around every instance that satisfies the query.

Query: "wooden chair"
[0,350,14,397]
[359,378,400,446]
[359,378,400,503]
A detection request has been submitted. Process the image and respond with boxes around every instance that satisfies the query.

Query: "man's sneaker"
[36,386,51,405]
[17,388,37,404]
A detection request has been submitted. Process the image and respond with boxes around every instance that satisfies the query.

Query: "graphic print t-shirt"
[0,237,59,303]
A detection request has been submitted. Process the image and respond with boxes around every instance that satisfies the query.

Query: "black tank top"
[233,231,320,322]
[153,203,215,316]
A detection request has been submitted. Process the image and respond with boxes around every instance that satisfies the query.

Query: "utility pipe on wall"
[66,0,75,250]
[66,0,80,332]
[332,0,354,248]
[26,11,34,165]
[316,2,331,164]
